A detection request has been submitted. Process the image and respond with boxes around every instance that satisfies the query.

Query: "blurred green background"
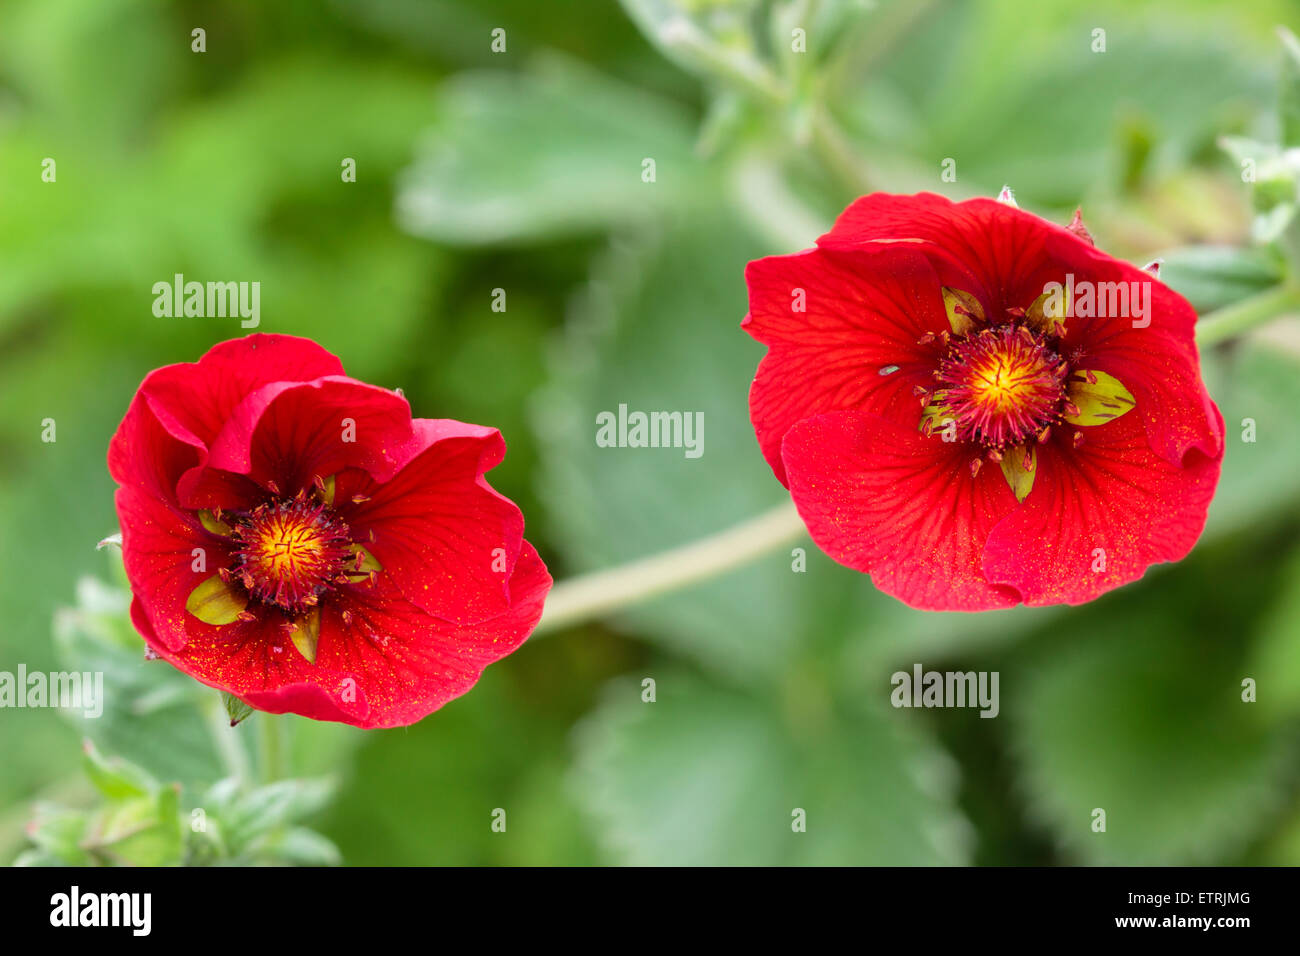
[3,0,1300,865]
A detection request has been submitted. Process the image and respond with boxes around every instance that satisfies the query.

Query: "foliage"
[3,0,1299,866]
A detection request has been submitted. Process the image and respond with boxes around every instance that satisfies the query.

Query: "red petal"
[179,376,415,508]
[312,542,551,728]
[333,419,524,625]
[1049,234,1223,466]
[131,598,372,725]
[116,487,237,652]
[110,334,344,505]
[122,490,550,728]
[819,192,1094,316]
[744,244,950,486]
[820,193,1223,467]
[781,410,1020,610]
[108,396,202,506]
[138,334,344,451]
[982,409,1223,606]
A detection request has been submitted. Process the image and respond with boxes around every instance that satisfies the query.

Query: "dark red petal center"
[936,325,1067,447]
[232,496,353,613]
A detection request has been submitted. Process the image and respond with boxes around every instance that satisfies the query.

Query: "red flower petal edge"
[744,192,1224,610]
[109,334,551,728]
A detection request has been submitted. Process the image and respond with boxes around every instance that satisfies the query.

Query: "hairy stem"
[533,500,806,636]
[1196,283,1300,346]
[259,712,288,784]
[203,693,252,787]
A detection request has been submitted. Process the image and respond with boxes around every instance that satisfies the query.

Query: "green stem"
[533,501,806,636]
[809,107,876,195]
[825,0,938,96]
[259,713,288,784]
[203,694,252,787]
[656,18,788,107]
[1196,283,1300,346]
[732,153,830,248]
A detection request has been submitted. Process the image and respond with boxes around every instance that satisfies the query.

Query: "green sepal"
[941,287,983,336]
[999,444,1037,503]
[185,574,248,625]
[1064,370,1136,425]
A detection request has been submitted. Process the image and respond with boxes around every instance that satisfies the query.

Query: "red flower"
[109,334,550,728]
[743,193,1223,610]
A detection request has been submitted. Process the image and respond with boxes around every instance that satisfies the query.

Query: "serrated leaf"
[1243,546,1300,720]
[252,826,343,866]
[24,805,93,866]
[1203,333,1300,536]
[82,739,156,800]
[1157,244,1285,312]
[223,778,337,851]
[572,674,971,865]
[535,212,827,684]
[85,788,184,867]
[889,19,1270,205]
[1009,599,1292,865]
[536,209,1049,681]
[53,577,228,790]
[320,677,598,866]
[397,57,702,244]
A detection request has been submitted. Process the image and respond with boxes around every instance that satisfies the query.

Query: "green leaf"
[1279,27,1300,148]
[1243,546,1300,720]
[81,739,156,800]
[572,673,971,865]
[1202,335,1300,536]
[1157,245,1285,313]
[397,57,703,244]
[53,576,227,790]
[320,674,599,865]
[249,826,342,867]
[1024,288,1068,335]
[84,787,185,867]
[536,212,832,683]
[11,849,67,867]
[1009,595,1292,865]
[537,208,1049,682]
[221,778,337,851]
[24,804,93,866]
[870,15,1272,205]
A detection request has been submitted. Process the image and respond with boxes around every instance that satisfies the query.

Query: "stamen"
[933,325,1068,448]
[230,498,356,614]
